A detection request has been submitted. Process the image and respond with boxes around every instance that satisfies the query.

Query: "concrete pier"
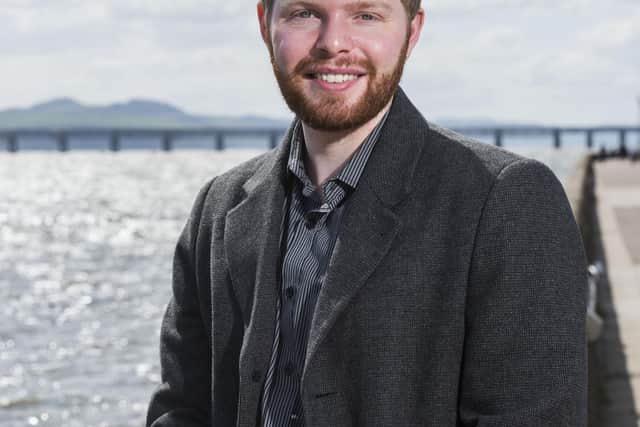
[592,159,640,426]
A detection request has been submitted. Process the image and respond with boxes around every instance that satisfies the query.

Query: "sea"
[0,130,638,426]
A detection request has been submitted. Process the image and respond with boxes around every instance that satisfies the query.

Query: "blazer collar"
[359,86,430,207]
[241,86,428,206]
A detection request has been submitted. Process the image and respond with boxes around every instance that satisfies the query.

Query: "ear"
[257,1,269,45]
[406,8,425,58]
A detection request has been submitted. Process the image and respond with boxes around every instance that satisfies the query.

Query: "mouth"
[304,72,365,84]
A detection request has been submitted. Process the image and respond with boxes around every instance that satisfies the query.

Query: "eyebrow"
[279,0,393,13]
[344,1,393,13]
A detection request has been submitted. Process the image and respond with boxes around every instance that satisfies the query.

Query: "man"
[147,0,588,425]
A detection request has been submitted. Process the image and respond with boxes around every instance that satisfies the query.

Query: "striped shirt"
[260,111,389,427]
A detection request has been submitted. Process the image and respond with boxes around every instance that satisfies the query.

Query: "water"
[0,151,261,426]
[0,146,587,426]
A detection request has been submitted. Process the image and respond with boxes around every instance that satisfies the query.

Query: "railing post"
[57,132,68,152]
[494,129,503,147]
[7,133,18,152]
[162,132,173,151]
[553,129,561,149]
[216,132,224,151]
[269,131,279,149]
[110,132,120,151]
[586,130,594,149]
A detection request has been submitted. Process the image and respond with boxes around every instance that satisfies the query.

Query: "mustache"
[291,56,375,77]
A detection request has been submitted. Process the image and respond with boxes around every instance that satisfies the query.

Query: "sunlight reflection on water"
[0,150,261,426]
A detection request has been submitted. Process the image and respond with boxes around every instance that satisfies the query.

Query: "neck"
[301,98,392,188]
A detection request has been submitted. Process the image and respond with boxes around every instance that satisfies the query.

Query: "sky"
[1,0,639,126]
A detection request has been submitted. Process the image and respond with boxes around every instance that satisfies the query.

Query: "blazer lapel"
[303,88,430,381]
[223,123,294,425]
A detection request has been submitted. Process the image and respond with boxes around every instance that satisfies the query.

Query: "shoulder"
[421,121,560,195]
[425,122,525,176]
[424,125,573,230]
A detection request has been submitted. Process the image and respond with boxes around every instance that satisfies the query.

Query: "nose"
[314,17,354,56]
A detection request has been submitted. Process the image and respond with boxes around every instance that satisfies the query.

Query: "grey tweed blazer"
[146,88,588,427]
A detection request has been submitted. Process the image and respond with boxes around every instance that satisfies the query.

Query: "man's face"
[259,0,423,132]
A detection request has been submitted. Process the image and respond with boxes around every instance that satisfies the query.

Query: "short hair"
[261,0,422,23]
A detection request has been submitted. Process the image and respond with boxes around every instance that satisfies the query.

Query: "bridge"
[0,126,638,152]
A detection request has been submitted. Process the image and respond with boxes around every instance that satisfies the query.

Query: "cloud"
[406,0,640,124]
[1,0,638,125]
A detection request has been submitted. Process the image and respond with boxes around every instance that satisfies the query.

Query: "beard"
[268,38,409,132]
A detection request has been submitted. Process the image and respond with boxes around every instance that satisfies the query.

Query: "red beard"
[268,38,409,132]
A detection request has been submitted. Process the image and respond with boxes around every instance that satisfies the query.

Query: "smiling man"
[146,1,588,426]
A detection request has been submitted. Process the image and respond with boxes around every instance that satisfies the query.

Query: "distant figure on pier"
[147,1,588,426]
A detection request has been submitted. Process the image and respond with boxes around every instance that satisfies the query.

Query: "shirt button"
[251,370,261,383]
[284,361,295,376]
[285,287,295,299]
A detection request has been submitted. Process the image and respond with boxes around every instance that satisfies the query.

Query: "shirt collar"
[286,107,390,197]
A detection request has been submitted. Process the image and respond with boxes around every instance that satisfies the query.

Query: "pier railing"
[0,126,638,152]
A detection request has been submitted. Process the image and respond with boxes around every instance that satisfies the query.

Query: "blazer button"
[285,287,295,299]
[251,370,261,383]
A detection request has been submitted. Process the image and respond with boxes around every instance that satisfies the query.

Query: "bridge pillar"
[7,133,18,152]
[216,132,224,151]
[57,132,68,152]
[619,129,627,156]
[553,129,561,149]
[587,130,594,149]
[494,129,503,147]
[110,132,120,151]
[162,132,173,151]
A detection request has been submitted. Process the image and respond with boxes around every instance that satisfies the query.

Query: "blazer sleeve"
[146,178,216,427]
[458,159,588,426]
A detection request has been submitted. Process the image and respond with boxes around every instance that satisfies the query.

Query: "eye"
[358,13,378,21]
[291,9,314,19]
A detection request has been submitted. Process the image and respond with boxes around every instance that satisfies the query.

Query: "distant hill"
[0,98,291,130]
[0,97,540,131]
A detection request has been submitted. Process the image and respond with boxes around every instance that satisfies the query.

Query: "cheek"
[353,35,405,67]
[272,29,315,68]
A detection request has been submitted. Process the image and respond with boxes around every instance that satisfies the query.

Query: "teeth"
[316,73,359,83]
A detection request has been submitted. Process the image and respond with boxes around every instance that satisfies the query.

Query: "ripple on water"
[0,393,41,409]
